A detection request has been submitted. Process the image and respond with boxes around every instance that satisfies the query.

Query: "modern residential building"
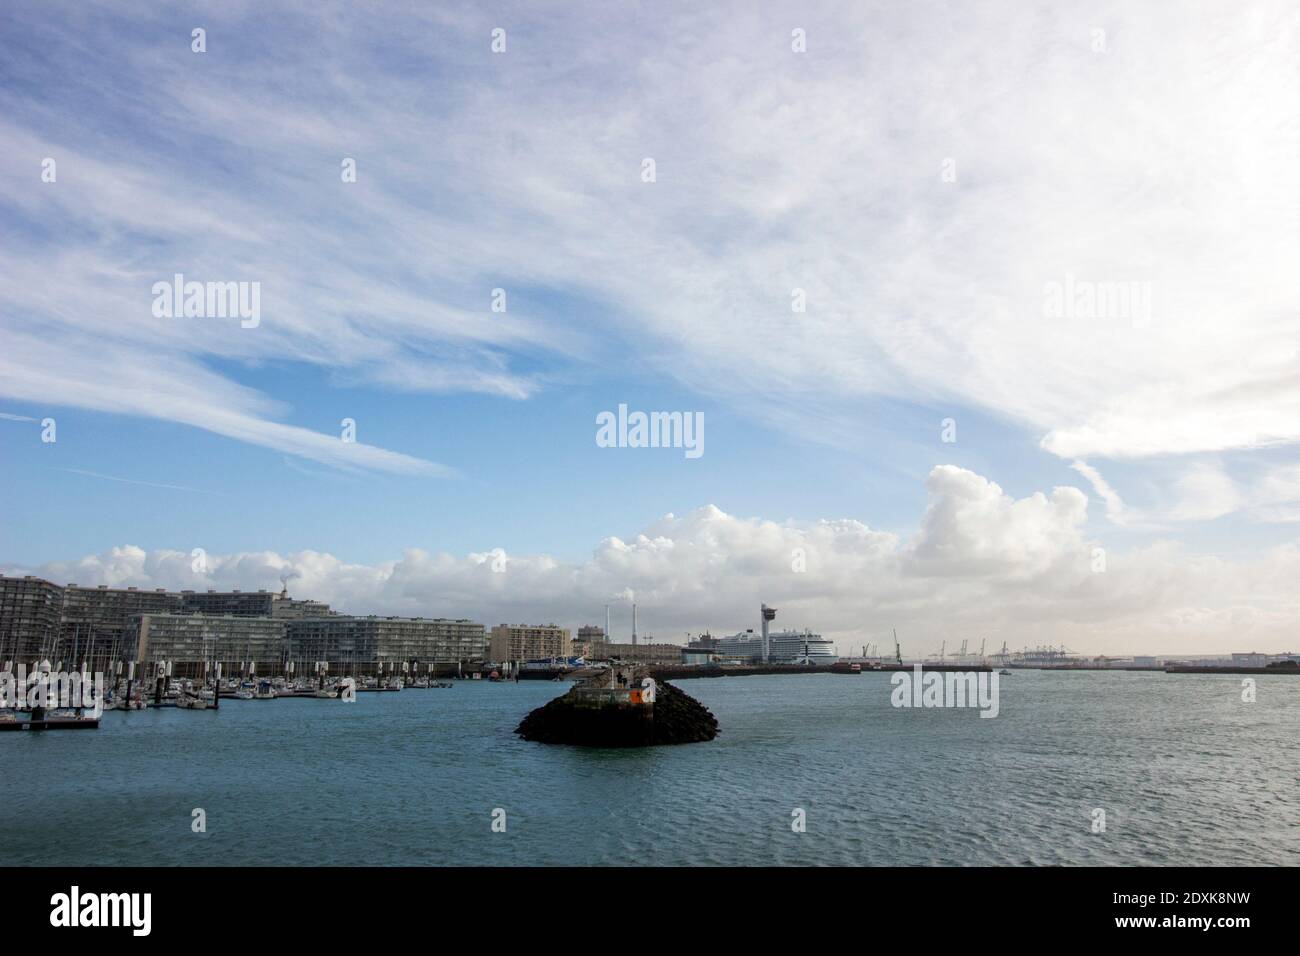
[59,584,184,670]
[287,616,487,667]
[0,574,64,663]
[179,587,336,619]
[271,596,335,619]
[127,613,288,677]
[180,589,277,617]
[0,578,475,673]
[489,623,572,662]
[574,625,605,657]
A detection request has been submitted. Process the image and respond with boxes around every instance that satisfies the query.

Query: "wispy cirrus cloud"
[2,1,1299,501]
[58,468,232,497]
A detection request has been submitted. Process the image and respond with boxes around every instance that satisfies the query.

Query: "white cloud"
[1071,459,1300,528]
[0,330,451,476]
[1165,463,1245,523]
[1070,460,1127,524]
[4,2,1300,492]
[12,466,1300,656]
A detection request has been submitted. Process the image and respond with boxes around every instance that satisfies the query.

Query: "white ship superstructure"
[768,628,838,664]
[714,622,838,664]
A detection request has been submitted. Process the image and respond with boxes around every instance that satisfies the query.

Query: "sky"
[2,1,1299,656]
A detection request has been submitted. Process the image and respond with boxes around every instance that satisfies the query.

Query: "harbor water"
[6,671,1297,865]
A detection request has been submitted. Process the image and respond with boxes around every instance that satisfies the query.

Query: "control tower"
[761,604,777,661]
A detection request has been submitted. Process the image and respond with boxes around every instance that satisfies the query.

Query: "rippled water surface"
[6,671,1298,865]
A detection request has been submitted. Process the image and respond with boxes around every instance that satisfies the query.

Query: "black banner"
[5,866,1283,940]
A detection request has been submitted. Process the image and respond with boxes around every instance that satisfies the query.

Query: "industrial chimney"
[632,603,638,646]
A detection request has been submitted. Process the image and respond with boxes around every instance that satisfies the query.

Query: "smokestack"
[632,603,637,646]
[604,604,610,647]
[761,604,777,662]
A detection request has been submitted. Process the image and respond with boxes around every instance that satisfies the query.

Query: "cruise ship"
[770,629,839,664]
[714,628,839,664]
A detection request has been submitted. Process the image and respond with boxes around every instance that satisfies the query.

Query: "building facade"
[0,575,65,663]
[128,613,288,676]
[271,596,335,619]
[179,589,276,617]
[574,625,605,657]
[287,616,487,667]
[489,624,572,662]
[681,647,716,665]
[600,641,684,664]
[59,584,184,670]
[1,578,483,672]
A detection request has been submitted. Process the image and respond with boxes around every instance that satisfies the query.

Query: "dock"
[0,715,100,731]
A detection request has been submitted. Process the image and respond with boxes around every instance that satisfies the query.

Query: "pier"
[0,712,100,731]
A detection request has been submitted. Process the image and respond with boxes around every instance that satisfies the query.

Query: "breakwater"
[515,671,718,747]
[1165,665,1300,675]
[649,662,991,680]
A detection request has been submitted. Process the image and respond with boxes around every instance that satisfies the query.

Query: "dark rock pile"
[515,681,719,747]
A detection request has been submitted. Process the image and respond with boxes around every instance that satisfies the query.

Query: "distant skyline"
[3,2,1299,656]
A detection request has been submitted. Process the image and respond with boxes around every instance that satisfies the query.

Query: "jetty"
[515,665,718,747]
[648,662,990,680]
[0,712,100,731]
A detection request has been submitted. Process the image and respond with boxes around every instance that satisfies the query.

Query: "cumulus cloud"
[11,466,1300,656]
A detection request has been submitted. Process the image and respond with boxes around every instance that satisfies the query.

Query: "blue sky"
[2,361,1067,566]
[3,1,1299,654]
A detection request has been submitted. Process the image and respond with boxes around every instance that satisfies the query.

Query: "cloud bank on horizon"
[11,466,1299,657]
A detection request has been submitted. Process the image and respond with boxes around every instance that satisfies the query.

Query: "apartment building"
[59,584,184,670]
[127,613,288,675]
[287,616,487,666]
[489,623,572,662]
[574,624,605,657]
[179,589,277,617]
[0,577,484,671]
[0,574,64,662]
